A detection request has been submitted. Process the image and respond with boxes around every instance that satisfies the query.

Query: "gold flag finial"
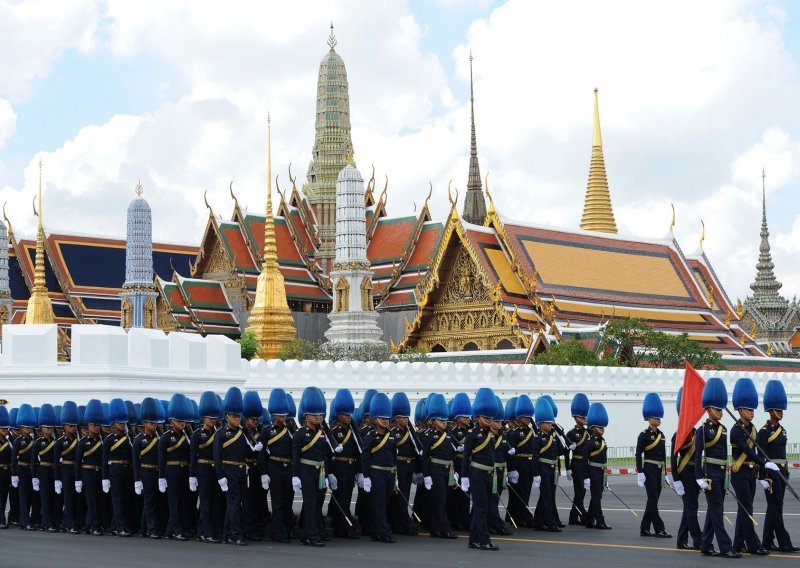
[26,159,55,324]
[699,219,705,249]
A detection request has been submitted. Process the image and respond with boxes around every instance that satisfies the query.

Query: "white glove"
[189,477,198,492]
[102,479,110,493]
[566,470,573,482]
[292,476,302,492]
[356,473,364,488]
[54,480,62,494]
[637,472,646,487]
[32,478,40,492]
[533,475,541,488]
[460,477,470,493]
[759,479,770,491]
[765,462,780,472]
[362,477,372,493]
[453,472,460,484]
[666,474,674,486]
[218,477,228,492]
[424,476,433,490]
[508,470,520,484]
[674,480,685,496]
[261,474,270,491]
[507,447,516,456]
[569,443,577,451]
[456,445,464,453]
[11,475,18,488]
[696,478,708,490]
[327,474,338,491]
[158,478,167,493]
[584,478,590,490]
[75,480,83,493]
[253,442,263,452]
[134,481,143,495]
[334,444,343,454]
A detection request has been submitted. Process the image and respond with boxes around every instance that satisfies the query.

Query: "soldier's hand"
[759,479,770,491]
[362,477,372,493]
[11,475,18,488]
[765,462,780,472]
[583,478,590,490]
[32,478,40,492]
[327,474,338,491]
[666,474,674,486]
[453,472,459,484]
[637,472,645,487]
[507,447,516,456]
[424,476,432,490]
[158,478,168,493]
[75,480,83,493]
[261,474,270,491]
[533,475,541,489]
[568,443,577,451]
[460,477,470,493]
[412,472,422,485]
[508,470,519,484]
[674,480,685,496]
[218,477,228,492]
[456,445,464,453]
[134,481,143,495]
[102,479,110,493]
[292,476,302,492]
[54,480,62,495]
[253,442,263,452]
[189,477,198,492]
[334,444,343,454]
[696,478,708,491]
[356,473,364,488]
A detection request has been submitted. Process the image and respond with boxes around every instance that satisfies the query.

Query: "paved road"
[4,475,800,567]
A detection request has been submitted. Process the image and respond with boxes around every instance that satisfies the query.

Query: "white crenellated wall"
[1,324,799,447]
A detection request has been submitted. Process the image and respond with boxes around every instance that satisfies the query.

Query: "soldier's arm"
[669,433,679,474]
[634,430,645,472]
[213,430,223,480]
[693,427,704,475]
[460,432,474,479]
[10,439,18,476]
[291,431,302,478]
[132,437,142,483]
[157,436,167,479]
[189,431,199,479]
[53,439,61,481]
[101,435,110,480]
[31,439,39,479]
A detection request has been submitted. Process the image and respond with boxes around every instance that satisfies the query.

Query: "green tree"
[277,338,321,361]
[530,339,617,366]
[237,330,259,360]
[596,317,654,367]
[646,332,724,370]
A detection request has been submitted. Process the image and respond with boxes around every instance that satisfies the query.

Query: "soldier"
[488,396,512,535]
[158,393,192,541]
[11,404,37,530]
[0,406,12,529]
[448,392,472,532]
[635,393,671,538]
[31,404,58,532]
[671,388,702,551]
[242,391,266,541]
[421,393,457,539]
[75,399,105,535]
[132,398,162,539]
[190,391,223,543]
[759,380,799,553]
[532,396,561,531]
[361,392,396,544]
[329,388,360,539]
[565,393,589,526]
[411,398,430,530]
[581,402,611,530]
[214,387,250,546]
[102,398,133,537]
[461,387,499,551]
[730,378,773,555]
[390,392,418,535]
[506,394,535,529]
[266,388,294,543]
[694,377,740,558]
[355,389,377,532]
[8,408,20,527]
[292,387,333,547]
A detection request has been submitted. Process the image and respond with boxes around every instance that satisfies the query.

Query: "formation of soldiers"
[0,378,796,555]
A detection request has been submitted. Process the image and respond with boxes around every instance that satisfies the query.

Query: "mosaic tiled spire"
[120,182,158,328]
[0,209,11,326]
[580,88,618,233]
[462,53,487,225]
[748,168,787,311]
[25,161,55,324]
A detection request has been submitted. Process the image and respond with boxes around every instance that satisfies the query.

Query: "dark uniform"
[102,430,133,535]
[214,425,251,543]
[506,424,535,527]
[422,428,456,537]
[11,433,34,528]
[55,433,79,532]
[695,420,733,554]
[581,429,608,528]
[730,420,765,552]
[361,427,396,541]
[635,426,667,535]
[31,433,58,531]
[190,424,222,541]
[292,425,331,544]
[158,428,191,538]
[533,428,560,530]
[670,430,701,549]
[390,426,417,534]
[243,424,266,539]
[758,420,796,551]
[566,424,589,524]
[132,431,160,537]
[489,431,510,533]
[0,433,11,527]
[329,422,359,537]
[265,422,294,542]
[462,425,495,547]
[75,433,104,534]
[447,423,470,530]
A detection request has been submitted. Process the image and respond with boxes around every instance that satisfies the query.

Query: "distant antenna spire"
[328,21,337,50]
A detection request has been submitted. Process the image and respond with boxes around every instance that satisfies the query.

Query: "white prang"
[324,164,384,346]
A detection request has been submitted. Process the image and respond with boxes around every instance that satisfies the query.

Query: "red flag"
[674,360,706,454]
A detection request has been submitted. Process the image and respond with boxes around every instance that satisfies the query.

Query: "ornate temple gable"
[190,212,226,277]
[44,235,87,324]
[155,278,179,333]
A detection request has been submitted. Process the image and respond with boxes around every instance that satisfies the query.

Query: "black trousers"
[268,462,292,540]
[676,470,701,547]
[140,470,159,535]
[37,466,56,530]
[701,470,732,553]
[585,466,605,527]
[109,464,132,532]
[61,466,76,530]
[428,465,452,535]
[390,463,414,533]
[534,468,557,528]
[369,468,393,539]
[222,464,246,541]
[165,465,188,536]
[569,464,587,524]
[0,469,9,524]
[17,466,33,527]
[299,464,325,542]
[508,460,534,526]
[81,468,101,532]
[731,468,761,551]
[330,460,356,536]
[468,467,492,545]
[762,468,793,549]
[196,466,221,539]
[641,462,665,533]
[245,463,264,536]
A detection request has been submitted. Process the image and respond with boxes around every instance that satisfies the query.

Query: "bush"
[530,340,617,366]
[277,338,321,361]
[237,330,259,360]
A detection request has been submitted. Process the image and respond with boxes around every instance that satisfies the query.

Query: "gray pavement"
[3,475,800,567]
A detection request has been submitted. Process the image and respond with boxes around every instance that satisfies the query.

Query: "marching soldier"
[421,393,457,539]
[132,398,162,539]
[158,393,192,541]
[635,393,671,538]
[214,387,250,546]
[411,398,430,530]
[488,397,512,535]
[759,380,799,553]
[361,392,396,544]
[75,399,105,535]
[329,389,360,539]
[102,398,133,537]
[581,402,610,530]
[506,395,535,528]
[190,391,223,543]
[671,388,701,550]
[566,393,589,526]
[390,392,418,535]
[532,396,561,531]
[694,377,740,558]
[265,388,294,543]
[8,408,20,527]
[448,393,471,531]
[0,406,11,529]
[242,391,266,541]
[11,404,37,530]
[32,404,58,532]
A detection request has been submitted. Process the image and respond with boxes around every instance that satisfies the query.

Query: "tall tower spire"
[462,52,487,225]
[247,115,296,359]
[580,88,618,233]
[25,160,55,324]
[303,25,354,271]
[120,181,158,329]
[748,167,786,310]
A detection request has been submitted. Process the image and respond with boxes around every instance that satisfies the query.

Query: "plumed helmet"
[37,404,57,428]
[134,403,142,423]
[571,393,590,418]
[391,392,411,418]
[472,387,497,419]
[369,392,392,419]
[732,378,758,411]
[642,393,664,420]
[300,387,326,416]
[223,387,244,416]
[53,405,63,427]
[0,406,9,428]
[60,401,79,426]
[168,393,193,422]
[414,399,427,424]
[494,396,505,421]
[77,405,86,427]
[268,388,290,416]
[124,401,137,425]
[763,380,787,411]
[352,406,363,425]
[447,400,454,421]
[676,387,683,415]
[109,398,129,424]
[586,402,609,429]
[17,404,36,428]
[139,398,160,423]
[189,399,200,423]
[9,408,18,429]
[243,390,264,419]
[285,392,297,418]
[101,403,111,427]
[451,392,472,419]
[199,391,221,419]
[84,399,104,425]
[515,395,535,419]
[504,396,519,421]
[542,395,558,419]
[158,400,169,423]
[427,394,448,421]
[701,377,728,410]
[261,407,272,426]
[332,389,355,417]
[534,396,555,425]
[361,389,378,416]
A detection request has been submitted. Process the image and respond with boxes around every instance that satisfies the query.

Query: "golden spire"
[246,115,296,359]
[580,88,618,233]
[26,160,55,324]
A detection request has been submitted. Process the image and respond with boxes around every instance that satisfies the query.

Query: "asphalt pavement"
[3,475,799,568]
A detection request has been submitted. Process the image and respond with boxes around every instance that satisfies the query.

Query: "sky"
[0,0,799,305]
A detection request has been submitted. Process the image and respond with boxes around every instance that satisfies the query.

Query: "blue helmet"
[168,394,193,422]
[134,403,142,423]
[447,400,454,421]
[53,405,63,427]
[352,406,363,425]
[571,393,590,418]
[391,392,411,418]
[0,406,9,428]
[268,388,290,416]
[223,387,244,416]
[199,391,222,419]
[158,400,169,423]
[542,395,558,419]
[261,407,272,426]
[17,404,36,428]
[642,393,664,420]
[243,391,264,419]
[109,398,129,424]
[332,389,355,417]
[124,401,137,425]
[369,393,392,420]
[189,399,200,423]
[361,389,378,417]
[763,380,787,411]
[84,399,104,425]
[101,403,111,427]
[504,396,519,421]
[586,403,609,429]
[78,405,86,427]
[139,398,160,423]
[414,399,427,424]
[300,387,326,416]
[451,392,472,419]
[515,395,535,419]
[701,378,727,410]
[427,394,448,421]
[33,407,40,426]
[732,378,757,411]
[494,396,505,421]
[472,387,497,419]
[285,392,297,418]
[38,404,57,428]
[534,397,555,425]
[9,408,19,429]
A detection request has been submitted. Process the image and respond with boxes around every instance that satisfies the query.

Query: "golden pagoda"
[579,88,618,233]
[246,116,296,358]
[25,161,55,324]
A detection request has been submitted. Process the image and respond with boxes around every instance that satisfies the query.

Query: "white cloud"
[0,99,16,150]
